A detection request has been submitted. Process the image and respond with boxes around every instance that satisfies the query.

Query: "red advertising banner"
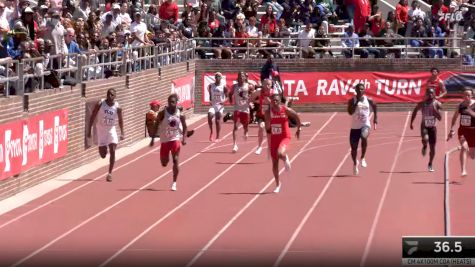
[172,74,195,109]
[0,109,68,180]
[202,71,475,104]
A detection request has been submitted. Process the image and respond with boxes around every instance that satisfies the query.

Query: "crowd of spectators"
[0,0,474,94]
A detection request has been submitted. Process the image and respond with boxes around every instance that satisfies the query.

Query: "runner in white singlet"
[87,89,125,182]
[229,72,253,153]
[207,72,228,142]
[150,94,188,191]
[347,83,378,176]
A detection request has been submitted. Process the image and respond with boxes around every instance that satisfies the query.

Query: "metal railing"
[194,36,466,59]
[0,39,194,96]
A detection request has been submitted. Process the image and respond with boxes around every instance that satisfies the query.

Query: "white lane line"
[185,112,338,267]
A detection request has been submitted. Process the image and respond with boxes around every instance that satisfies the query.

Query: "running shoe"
[186,130,194,138]
[273,184,281,193]
[106,173,112,182]
[255,146,263,155]
[422,145,427,157]
[171,182,177,191]
[284,155,291,171]
[361,158,367,168]
[353,160,359,176]
[232,144,238,153]
[223,112,232,123]
[462,170,468,177]
[428,164,434,172]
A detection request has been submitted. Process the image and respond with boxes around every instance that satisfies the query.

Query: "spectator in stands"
[246,16,258,38]
[260,5,277,34]
[410,18,427,50]
[101,13,116,38]
[159,0,179,24]
[120,3,132,26]
[243,0,259,19]
[377,21,402,58]
[131,12,151,46]
[311,4,329,34]
[145,5,159,30]
[18,7,38,42]
[358,23,382,57]
[44,11,66,57]
[73,0,91,21]
[298,22,316,58]
[427,26,445,58]
[342,25,369,58]
[3,25,28,59]
[222,0,238,20]
[65,28,81,54]
[267,0,284,20]
[368,5,384,36]
[408,0,425,21]
[102,4,122,28]
[353,0,371,33]
[0,2,11,40]
[314,23,333,57]
[395,0,409,35]
[76,32,90,51]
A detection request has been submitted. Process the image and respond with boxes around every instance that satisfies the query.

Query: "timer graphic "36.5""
[402,237,475,265]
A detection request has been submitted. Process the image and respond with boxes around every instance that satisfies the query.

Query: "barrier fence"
[1,36,474,97]
[0,40,195,96]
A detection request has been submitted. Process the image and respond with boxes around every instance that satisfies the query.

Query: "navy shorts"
[350,126,370,146]
[421,125,437,145]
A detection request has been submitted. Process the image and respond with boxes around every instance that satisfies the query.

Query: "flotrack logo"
[440,10,463,22]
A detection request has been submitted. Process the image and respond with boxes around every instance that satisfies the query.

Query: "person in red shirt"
[265,93,301,193]
[426,67,447,99]
[159,0,179,24]
[395,0,408,35]
[353,0,371,33]
[260,5,277,34]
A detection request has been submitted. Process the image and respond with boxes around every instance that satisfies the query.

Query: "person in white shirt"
[87,89,125,182]
[246,16,259,37]
[408,1,425,21]
[119,3,132,26]
[298,23,316,58]
[130,12,150,47]
[347,83,378,175]
[342,25,369,58]
[101,3,122,29]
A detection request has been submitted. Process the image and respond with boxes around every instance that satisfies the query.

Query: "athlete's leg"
[215,109,223,140]
[160,143,170,167]
[99,146,107,159]
[171,146,180,183]
[208,108,215,141]
[428,127,437,171]
[350,129,360,175]
[272,157,280,193]
[459,136,468,176]
[421,126,429,157]
[242,113,249,141]
[277,140,291,171]
[256,120,265,154]
[232,112,239,152]
[108,143,117,174]
[360,126,370,160]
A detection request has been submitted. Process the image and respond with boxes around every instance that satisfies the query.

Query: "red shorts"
[233,111,250,125]
[160,140,181,159]
[458,127,475,148]
[270,137,291,161]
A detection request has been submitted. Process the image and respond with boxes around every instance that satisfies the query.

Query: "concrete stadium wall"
[194,58,465,113]
[0,61,195,200]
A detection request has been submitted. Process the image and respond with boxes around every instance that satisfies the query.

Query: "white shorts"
[208,105,224,115]
[97,128,118,147]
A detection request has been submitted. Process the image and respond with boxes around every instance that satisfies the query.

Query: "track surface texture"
[0,112,473,267]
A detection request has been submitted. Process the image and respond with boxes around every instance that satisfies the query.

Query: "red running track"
[0,111,470,267]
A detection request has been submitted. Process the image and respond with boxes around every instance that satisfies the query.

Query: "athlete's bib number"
[424,116,436,127]
[103,118,114,126]
[213,95,222,102]
[166,128,180,138]
[461,115,472,127]
[271,124,282,135]
[358,114,368,123]
[239,99,248,106]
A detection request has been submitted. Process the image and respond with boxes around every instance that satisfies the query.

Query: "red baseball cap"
[150,100,160,107]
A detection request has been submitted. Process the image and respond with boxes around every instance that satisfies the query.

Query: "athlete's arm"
[448,109,460,140]
[264,108,271,134]
[434,101,442,121]
[224,85,229,103]
[347,98,358,115]
[368,98,378,129]
[286,107,302,139]
[117,107,124,140]
[180,114,188,145]
[87,101,101,138]
[208,84,212,103]
[437,80,447,99]
[410,102,422,130]
[228,85,234,104]
[150,110,165,146]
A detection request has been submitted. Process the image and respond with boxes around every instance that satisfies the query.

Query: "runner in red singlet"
[427,67,447,99]
[410,88,442,172]
[448,88,475,177]
[265,94,301,193]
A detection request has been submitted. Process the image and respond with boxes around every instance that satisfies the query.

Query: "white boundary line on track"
[185,112,338,267]
[0,119,209,227]
[359,112,411,267]
[10,121,236,267]
[98,142,266,267]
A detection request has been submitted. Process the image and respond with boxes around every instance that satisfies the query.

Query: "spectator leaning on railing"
[342,24,369,58]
